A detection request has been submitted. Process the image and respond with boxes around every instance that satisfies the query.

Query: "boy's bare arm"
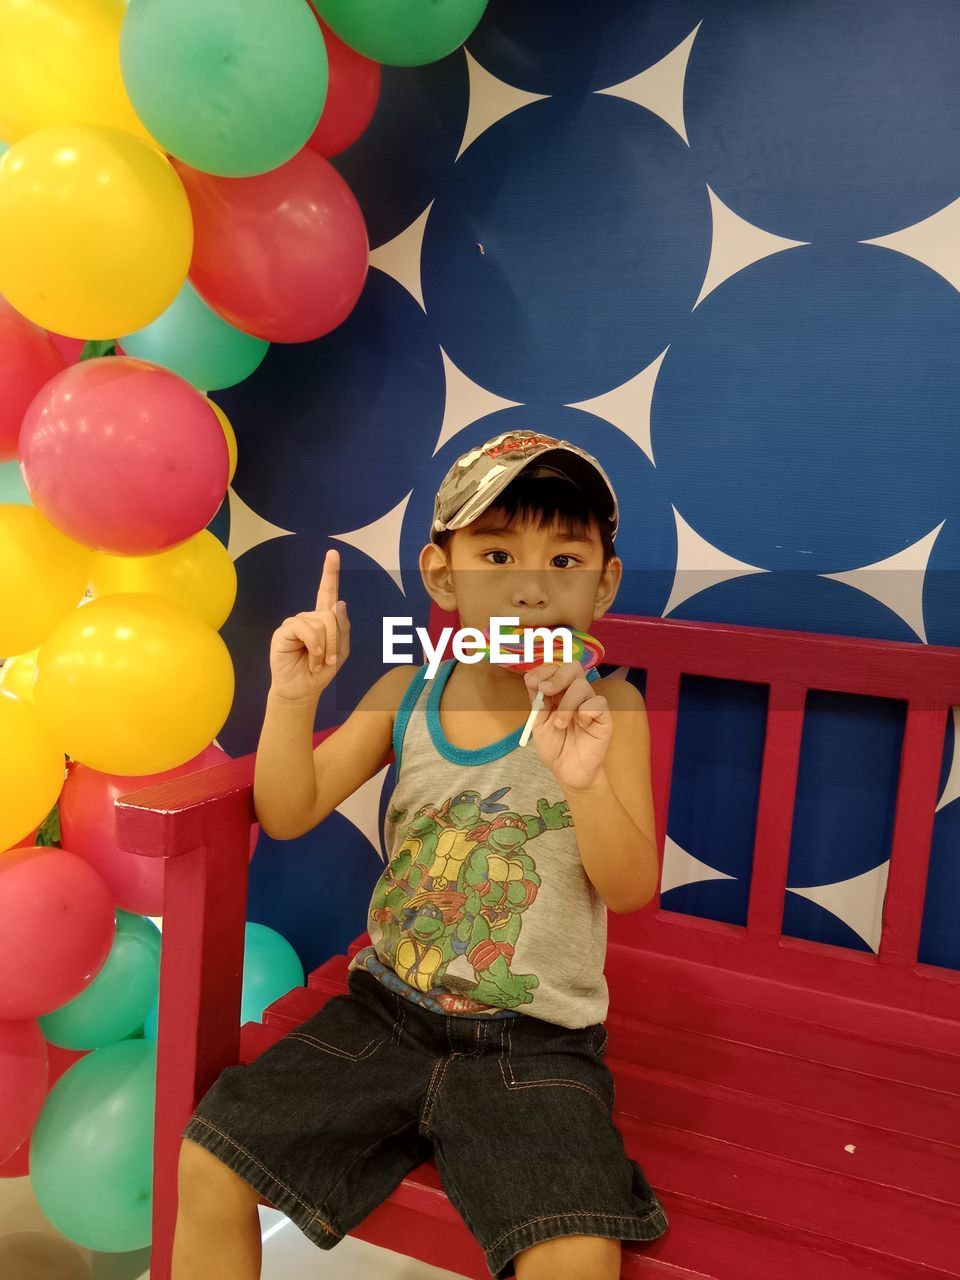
[563,678,659,913]
[253,546,412,841]
[253,666,416,840]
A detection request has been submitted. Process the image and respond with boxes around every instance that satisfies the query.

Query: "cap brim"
[433,439,619,538]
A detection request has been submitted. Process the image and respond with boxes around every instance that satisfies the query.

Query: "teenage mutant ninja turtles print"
[354,785,572,1015]
[348,660,610,1030]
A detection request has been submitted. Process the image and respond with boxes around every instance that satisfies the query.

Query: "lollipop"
[479,624,605,746]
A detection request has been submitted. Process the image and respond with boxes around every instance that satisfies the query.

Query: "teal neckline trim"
[392,665,429,775]
[424,658,602,768]
[427,659,521,765]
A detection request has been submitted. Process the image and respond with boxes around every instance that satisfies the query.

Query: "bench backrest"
[119,606,960,1279]
[427,605,960,1032]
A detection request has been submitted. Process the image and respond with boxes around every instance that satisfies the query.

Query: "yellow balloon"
[89,531,237,629]
[208,401,237,484]
[0,0,156,146]
[0,125,192,338]
[34,593,234,775]
[0,505,92,654]
[0,689,65,852]
[0,649,40,702]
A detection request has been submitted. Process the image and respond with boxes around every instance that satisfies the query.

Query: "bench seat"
[123,609,960,1279]
[235,936,960,1280]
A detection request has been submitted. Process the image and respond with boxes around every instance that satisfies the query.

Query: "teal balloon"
[0,460,31,504]
[120,0,328,177]
[40,912,161,1050]
[242,922,304,1023]
[30,1040,156,1253]
[315,0,489,66]
[120,281,268,391]
[0,140,7,158]
[141,924,302,1040]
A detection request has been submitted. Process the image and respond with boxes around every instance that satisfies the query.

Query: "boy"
[172,429,670,1280]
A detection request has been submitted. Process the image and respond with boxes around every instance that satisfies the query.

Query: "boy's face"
[419,509,622,636]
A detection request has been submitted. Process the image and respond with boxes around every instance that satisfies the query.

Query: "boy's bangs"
[433,473,615,564]
[487,475,596,542]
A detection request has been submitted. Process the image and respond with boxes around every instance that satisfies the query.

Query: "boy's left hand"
[524,661,612,792]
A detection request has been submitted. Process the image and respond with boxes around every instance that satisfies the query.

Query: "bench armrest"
[113,724,378,1276]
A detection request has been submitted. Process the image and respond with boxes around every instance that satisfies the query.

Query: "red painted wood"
[880,703,947,968]
[311,947,960,1095]
[643,666,681,904]
[745,682,805,948]
[113,726,376,1280]
[125,605,960,1279]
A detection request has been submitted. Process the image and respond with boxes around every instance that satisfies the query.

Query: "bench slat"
[747,683,805,946]
[880,702,948,966]
[239,1011,959,1279]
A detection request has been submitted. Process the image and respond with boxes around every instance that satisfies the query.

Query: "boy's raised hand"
[523,661,612,792]
[269,549,350,702]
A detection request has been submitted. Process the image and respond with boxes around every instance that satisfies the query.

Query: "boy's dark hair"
[433,474,616,566]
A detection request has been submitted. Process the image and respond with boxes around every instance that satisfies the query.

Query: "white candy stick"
[519,690,544,747]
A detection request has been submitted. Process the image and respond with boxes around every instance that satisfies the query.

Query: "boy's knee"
[178,1136,261,1213]
[514,1234,620,1280]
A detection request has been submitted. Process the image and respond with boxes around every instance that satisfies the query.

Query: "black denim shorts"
[182,967,669,1278]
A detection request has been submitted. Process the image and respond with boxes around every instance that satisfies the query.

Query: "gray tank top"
[347,658,608,1029]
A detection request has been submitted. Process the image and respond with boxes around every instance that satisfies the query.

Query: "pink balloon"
[47,333,86,365]
[0,1041,85,1179]
[0,1019,46,1163]
[306,18,381,158]
[19,356,229,554]
[0,848,115,1020]
[60,746,260,916]
[0,296,67,462]
[173,149,369,343]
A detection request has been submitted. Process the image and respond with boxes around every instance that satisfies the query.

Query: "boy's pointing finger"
[316,548,340,613]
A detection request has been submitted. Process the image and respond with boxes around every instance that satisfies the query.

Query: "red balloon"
[174,149,369,343]
[306,18,381,157]
[47,333,86,365]
[19,356,229,554]
[0,296,66,462]
[60,746,260,916]
[0,1041,85,1179]
[0,1019,46,1163]
[0,1137,28,1179]
[0,848,115,1020]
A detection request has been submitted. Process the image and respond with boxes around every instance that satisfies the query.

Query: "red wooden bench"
[116,604,960,1280]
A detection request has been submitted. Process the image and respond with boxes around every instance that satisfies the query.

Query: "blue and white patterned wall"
[208,1,960,976]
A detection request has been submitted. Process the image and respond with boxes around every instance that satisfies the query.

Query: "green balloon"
[120,281,268,391]
[242,922,304,1024]
[0,460,31,504]
[316,0,489,66]
[142,999,158,1041]
[30,1041,156,1253]
[40,912,161,1051]
[120,0,328,177]
[140,923,302,1039]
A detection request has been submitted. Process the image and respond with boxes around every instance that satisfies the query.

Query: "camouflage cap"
[431,429,619,542]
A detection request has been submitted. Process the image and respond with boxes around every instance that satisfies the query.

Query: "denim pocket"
[498,1019,613,1110]
[286,991,397,1062]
